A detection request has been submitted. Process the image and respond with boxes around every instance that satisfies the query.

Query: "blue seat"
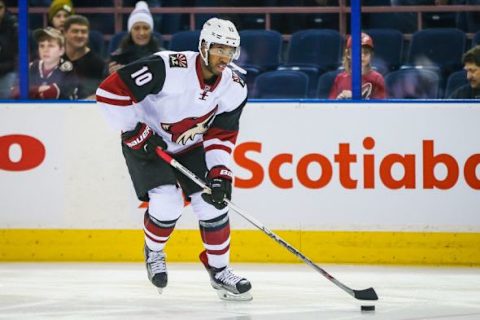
[385,68,440,99]
[89,30,105,58]
[280,29,343,97]
[456,0,480,33]
[238,30,283,71]
[316,70,342,99]
[169,30,201,52]
[107,31,128,54]
[473,31,480,47]
[444,70,468,98]
[364,28,404,74]
[284,29,343,72]
[239,67,260,99]
[405,28,466,77]
[108,31,162,54]
[254,70,309,99]
[363,0,417,33]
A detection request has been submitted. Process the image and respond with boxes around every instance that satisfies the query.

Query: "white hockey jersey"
[96,51,248,170]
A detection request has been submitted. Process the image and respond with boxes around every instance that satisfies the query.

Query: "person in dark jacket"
[449,46,480,99]
[0,0,18,98]
[108,1,162,75]
[62,15,105,99]
[28,27,78,99]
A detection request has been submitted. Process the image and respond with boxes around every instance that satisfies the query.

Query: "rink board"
[1,102,479,264]
[1,229,479,265]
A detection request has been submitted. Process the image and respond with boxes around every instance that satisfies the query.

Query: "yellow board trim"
[1,229,479,265]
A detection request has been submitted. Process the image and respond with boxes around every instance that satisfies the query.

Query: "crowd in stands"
[1,0,480,100]
[0,0,17,99]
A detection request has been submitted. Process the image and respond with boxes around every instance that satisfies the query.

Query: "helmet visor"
[209,47,238,59]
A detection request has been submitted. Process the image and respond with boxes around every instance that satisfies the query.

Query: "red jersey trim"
[195,55,222,91]
[97,72,138,106]
[203,127,238,144]
[204,144,232,153]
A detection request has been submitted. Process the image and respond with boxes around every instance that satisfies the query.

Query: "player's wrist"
[122,122,153,150]
[208,165,233,182]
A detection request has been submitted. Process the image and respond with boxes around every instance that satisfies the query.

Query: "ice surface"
[0,263,479,320]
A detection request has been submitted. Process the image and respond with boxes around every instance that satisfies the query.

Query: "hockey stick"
[155,147,378,301]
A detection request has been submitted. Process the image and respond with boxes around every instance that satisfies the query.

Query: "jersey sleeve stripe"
[203,138,234,150]
[96,72,137,106]
[96,95,134,107]
[96,88,132,100]
[204,144,232,153]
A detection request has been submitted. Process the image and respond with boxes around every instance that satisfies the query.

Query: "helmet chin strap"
[201,46,209,66]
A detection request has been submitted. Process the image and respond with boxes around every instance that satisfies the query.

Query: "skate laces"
[147,250,166,274]
[215,268,243,286]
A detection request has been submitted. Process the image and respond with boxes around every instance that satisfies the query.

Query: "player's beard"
[206,57,223,77]
[206,61,217,76]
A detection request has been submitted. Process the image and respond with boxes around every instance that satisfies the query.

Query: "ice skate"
[199,250,252,301]
[144,245,168,294]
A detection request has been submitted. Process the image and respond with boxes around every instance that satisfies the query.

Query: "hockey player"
[96,17,252,301]
[329,32,386,100]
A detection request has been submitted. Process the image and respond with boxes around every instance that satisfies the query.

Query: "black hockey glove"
[201,166,233,210]
[121,122,166,160]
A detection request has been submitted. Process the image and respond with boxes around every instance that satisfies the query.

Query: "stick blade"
[353,287,378,300]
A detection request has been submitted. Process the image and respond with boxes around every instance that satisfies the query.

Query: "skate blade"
[216,289,252,301]
[156,287,163,295]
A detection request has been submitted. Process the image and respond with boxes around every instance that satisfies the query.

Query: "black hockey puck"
[361,305,375,311]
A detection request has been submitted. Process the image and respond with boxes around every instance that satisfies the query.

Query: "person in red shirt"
[329,32,386,99]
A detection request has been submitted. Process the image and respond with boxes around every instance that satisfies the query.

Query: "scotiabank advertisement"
[1,102,479,232]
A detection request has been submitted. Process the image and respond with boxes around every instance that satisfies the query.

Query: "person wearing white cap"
[128,1,153,33]
[108,1,161,74]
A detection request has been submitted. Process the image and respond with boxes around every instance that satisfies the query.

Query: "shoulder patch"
[169,53,188,68]
[232,72,245,88]
[59,61,73,72]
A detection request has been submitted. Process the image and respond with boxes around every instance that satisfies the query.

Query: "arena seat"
[169,30,201,52]
[254,70,309,99]
[316,69,342,99]
[107,31,128,54]
[405,28,466,77]
[239,67,260,99]
[473,31,480,47]
[238,29,283,71]
[385,68,440,99]
[364,28,404,75]
[88,30,105,58]
[279,29,343,97]
[444,70,468,98]
[456,0,480,33]
[363,0,417,33]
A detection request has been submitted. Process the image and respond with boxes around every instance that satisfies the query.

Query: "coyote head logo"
[362,83,373,99]
[161,106,217,145]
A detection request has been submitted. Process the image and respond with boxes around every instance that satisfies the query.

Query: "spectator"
[62,14,106,99]
[48,0,74,32]
[108,1,162,74]
[11,27,78,99]
[0,0,17,99]
[329,32,386,99]
[449,46,480,99]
